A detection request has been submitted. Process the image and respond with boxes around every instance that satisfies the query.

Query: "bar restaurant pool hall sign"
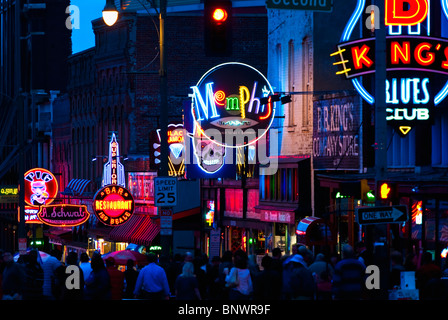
[93,184,135,226]
[332,0,448,137]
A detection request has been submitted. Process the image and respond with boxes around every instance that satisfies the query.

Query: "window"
[260,167,299,202]
[288,40,295,127]
[302,37,312,128]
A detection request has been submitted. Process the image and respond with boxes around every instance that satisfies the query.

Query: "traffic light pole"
[159,0,173,261]
[373,0,389,299]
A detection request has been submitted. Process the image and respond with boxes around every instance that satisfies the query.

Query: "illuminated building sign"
[332,0,448,137]
[38,204,91,227]
[24,168,58,206]
[313,95,360,170]
[93,185,135,226]
[0,186,18,204]
[152,123,185,177]
[189,62,276,148]
[205,200,215,227]
[24,206,41,224]
[102,133,125,187]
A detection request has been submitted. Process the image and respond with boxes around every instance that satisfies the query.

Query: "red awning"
[108,214,160,246]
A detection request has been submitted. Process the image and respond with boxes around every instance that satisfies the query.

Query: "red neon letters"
[385,0,429,26]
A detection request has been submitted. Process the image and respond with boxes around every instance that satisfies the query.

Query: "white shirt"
[226,267,253,296]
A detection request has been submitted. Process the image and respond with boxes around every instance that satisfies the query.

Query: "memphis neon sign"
[190,62,276,148]
[333,0,448,136]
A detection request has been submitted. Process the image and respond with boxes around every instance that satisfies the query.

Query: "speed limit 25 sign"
[154,177,177,207]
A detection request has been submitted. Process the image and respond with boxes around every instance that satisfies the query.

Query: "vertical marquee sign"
[332,0,448,136]
[102,133,126,187]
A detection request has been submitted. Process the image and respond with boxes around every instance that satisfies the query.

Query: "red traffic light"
[212,8,228,23]
[380,183,391,199]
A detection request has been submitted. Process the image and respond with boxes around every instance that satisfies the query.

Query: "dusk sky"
[70,0,104,54]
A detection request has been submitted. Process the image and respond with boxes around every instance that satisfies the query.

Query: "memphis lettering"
[190,82,272,124]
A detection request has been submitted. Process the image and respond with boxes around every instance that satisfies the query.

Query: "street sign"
[266,0,333,12]
[160,208,173,229]
[154,177,177,207]
[356,205,408,225]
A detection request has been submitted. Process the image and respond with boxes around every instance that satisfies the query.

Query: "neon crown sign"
[333,0,448,137]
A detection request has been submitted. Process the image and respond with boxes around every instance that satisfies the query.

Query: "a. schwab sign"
[313,95,360,170]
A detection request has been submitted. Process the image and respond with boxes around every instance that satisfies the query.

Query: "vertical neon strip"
[352,78,375,104]
[341,0,366,42]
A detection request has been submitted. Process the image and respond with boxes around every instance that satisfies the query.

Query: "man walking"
[134,253,170,300]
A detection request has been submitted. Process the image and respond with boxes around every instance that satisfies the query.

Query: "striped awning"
[108,214,160,246]
[61,179,91,196]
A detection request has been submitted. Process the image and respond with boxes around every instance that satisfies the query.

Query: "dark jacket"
[332,258,366,300]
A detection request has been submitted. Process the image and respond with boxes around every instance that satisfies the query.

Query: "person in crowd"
[218,250,234,299]
[133,253,170,300]
[124,259,139,299]
[105,257,125,300]
[416,251,442,299]
[206,256,221,300]
[309,253,334,300]
[79,252,92,282]
[248,254,261,279]
[225,249,253,300]
[282,244,315,300]
[165,253,183,295]
[54,251,84,300]
[1,251,25,300]
[84,252,111,300]
[175,261,201,300]
[389,250,406,289]
[22,250,44,300]
[252,255,281,300]
[332,244,366,300]
[42,249,62,300]
[193,253,208,299]
[271,248,283,275]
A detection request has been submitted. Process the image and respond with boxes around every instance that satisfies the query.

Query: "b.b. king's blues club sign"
[333,0,448,137]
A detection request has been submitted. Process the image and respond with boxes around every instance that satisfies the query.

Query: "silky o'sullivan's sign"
[93,185,135,226]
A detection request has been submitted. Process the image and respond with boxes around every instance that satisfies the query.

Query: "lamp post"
[103,0,171,257]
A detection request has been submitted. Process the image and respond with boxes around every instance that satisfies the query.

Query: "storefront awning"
[108,214,160,246]
[61,179,91,196]
[296,216,335,246]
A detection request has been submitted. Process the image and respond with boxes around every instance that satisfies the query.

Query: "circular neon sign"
[24,168,58,206]
[93,185,135,226]
[190,62,276,148]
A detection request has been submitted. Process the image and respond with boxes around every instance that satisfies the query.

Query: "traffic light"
[378,182,397,201]
[360,179,374,202]
[149,131,161,170]
[204,0,232,56]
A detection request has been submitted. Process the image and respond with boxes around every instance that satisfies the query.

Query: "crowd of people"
[1,243,447,300]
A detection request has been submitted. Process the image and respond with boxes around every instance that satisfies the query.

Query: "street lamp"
[102,0,119,26]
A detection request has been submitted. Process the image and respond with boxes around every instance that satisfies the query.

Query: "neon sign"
[205,200,215,227]
[102,133,125,187]
[24,168,58,206]
[38,204,91,227]
[190,62,276,148]
[93,185,135,226]
[155,123,185,177]
[333,0,448,137]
